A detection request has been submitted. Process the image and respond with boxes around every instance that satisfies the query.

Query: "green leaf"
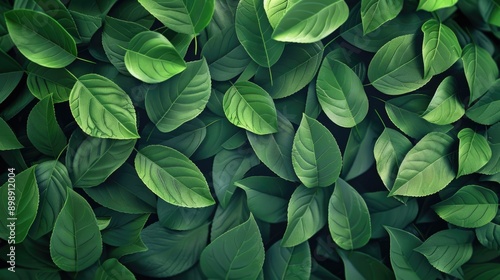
[384,226,440,280]
[95,208,149,247]
[66,130,136,188]
[421,19,461,78]
[191,113,240,160]
[385,94,453,139]
[328,178,371,250]
[210,190,250,241]
[200,215,265,279]
[5,10,77,68]
[418,0,458,12]
[466,79,500,125]
[95,258,135,280]
[264,239,311,280]
[316,56,369,128]
[26,64,76,103]
[122,222,209,277]
[223,81,278,135]
[247,112,298,181]
[414,229,474,274]
[135,145,215,208]
[68,10,101,44]
[263,0,295,28]
[272,0,349,43]
[464,263,500,280]
[212,148,260,208]
[374,128,413,192]
[422,76,464,125]
[361,0,403,34]
[390,132,455,197]
[476,220,500,250]
[235,176,295,223]
[457,128,492,177]
[235,0,284,68]
[138,0,214,34]
[34,0,80,41]
[368,34,431,95]
[97,217,112,231]
[145,59,210,133]
[158,199,214,231]
[29,161,70,240]
[69,74,139,139]
[338,250,395,280]
[364,192,418,238]
[281,185,330,247]
[50,189,102,272]
[292,114,342,188]
[480,122,500,174]
[124,31,186,83]
[108,0,155,28]
[0,117,23,150]
[462,43,499,104]
[27,95,67,157]
[201,26,251,81]
[433,185,498,228]
[0,49,23,104]
[83,163,156,214]
[0,166,38,243]
[102,16,148,75]
[254,42,323,99]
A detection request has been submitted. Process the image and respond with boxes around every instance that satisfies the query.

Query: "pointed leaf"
[95,258,135,280]
[422,76,464,125]
[0,49,23,104]
[361,0,403,34]
[462,43,499,104]
[135,145,215,208]
[26,63,76,103]
[457,128,492,177]
[338,250,395,280]
[466,79,500,125]
[292,114,342,188]
[480,122,500,174]
[0,117,23,150]
[264,239,311,280]
[263,0,296,28]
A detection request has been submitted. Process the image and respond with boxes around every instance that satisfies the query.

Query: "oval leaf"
[27,63,76,103]
[135,145,215,208]
[292,114,342,188]
[462,43,499,104]
[457,128,492,177]
[95,258,135,280]
[466,79,500,125]
[361,0,403,34]
[418,0,458,12]
[422,76,464,125]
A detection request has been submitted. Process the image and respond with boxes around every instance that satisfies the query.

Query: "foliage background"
[1,0,500,279]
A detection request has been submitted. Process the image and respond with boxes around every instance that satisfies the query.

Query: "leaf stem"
[75,56,96,64]
[374,109,386,128]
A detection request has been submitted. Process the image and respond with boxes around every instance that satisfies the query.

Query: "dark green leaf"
[264,239,311,280]
[0,117,23,150]
[361,0,403,34]
[158,199,214,231]
[0,49,23,104]
[466,79,500,125]
[95,258,135,280]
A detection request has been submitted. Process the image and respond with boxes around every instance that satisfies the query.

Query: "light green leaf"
[368,34,431,95]
[328,178,371,250]
[0,117,23,150]
[135,145,215,208]
[263,0,296,28]
[422,76,464,125]
[26,63,76,103]
[247,112,298,182]
[281,185,330,247]
[316,57,369,128]
[201,26,251,81]
[338,250,395,280]
[27,95,67,157]
[66,130,136,188]
[433,185,498,228]
[292,114,342,188]
[95,258,135,280]
[124,31,186,83]
[235,0,284,67]
[138,0,214,34]
[480,122,500,174]
[421,19,461,78]
[361,0,403,34]
[212,148,259,208]
[414,229,474,274]
[83,163,156,214]
[385,227,440,280]
[0,166,38,243]
[457,128,492,177]
[272,0,349,43]
[50,189,102,272]
[145,58,211,132]
[158,199,214,231]
[223,81,278,135]
[4,10,77,68]
[200,215,265,279]
[374,128,413,192]
[466,79,500,125]
[122,222,209,277]
[390,132,455,197]
[235,176,295,223]
[0,49,23,104]
[254,42,323,99]
[385,94,453,139]
[418,0,458,12]
[462,43,499,104]
[97,217,112,231]
[364,192,418,238]
[29,161,70,240]
[264,239,311,280]
[102,16,148,75]
[69,74,139,139]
